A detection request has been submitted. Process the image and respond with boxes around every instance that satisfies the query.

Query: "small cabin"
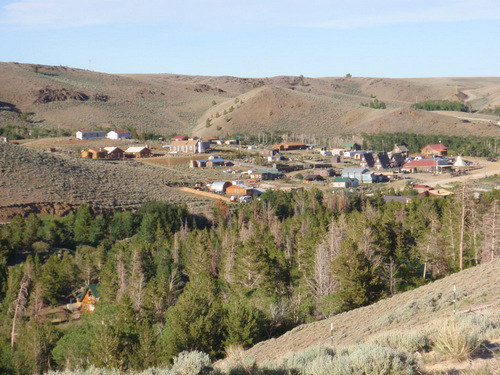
[81,148,107,159]
[104,147,125,159]
[124,146,152,158]
[75,284,100,313]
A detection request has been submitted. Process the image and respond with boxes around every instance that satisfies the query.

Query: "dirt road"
[411,157,500,187]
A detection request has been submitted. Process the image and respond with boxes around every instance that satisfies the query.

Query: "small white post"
[453,285,456,315]
[330,322,334,347]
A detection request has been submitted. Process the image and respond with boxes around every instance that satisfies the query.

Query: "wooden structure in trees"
[75,284,100,313]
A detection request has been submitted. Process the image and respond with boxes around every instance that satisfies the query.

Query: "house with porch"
[402,158,451,173]
[75,284,100,313]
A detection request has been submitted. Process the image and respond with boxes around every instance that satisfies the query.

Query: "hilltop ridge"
[1,62,500,139]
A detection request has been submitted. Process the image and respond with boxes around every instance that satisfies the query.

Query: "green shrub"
[368,330,432,352]
[283,345,335,373]
[171,351,213,375]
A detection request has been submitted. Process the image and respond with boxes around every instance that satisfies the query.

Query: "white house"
[170,140,210,153]
[76,130,106,140]
[107,130,132,140]
[332,177,359,188]
[342,167,376,183]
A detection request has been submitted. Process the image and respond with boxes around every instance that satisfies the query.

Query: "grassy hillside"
[1,62,500,139]
[244,258,500,362]
[0,142,210,212]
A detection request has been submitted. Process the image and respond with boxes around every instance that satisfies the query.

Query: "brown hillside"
[1,62,500,139]
[0,142,211,218]
[243,259,500,365]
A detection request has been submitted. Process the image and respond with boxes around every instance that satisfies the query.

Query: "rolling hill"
[0,141,211,221]
[239,258,500,372]
[1,62,500,139]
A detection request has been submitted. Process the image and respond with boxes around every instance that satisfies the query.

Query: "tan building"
[104,147,124,159]
[124,146,152,158]
[272,142,307,151]
[81,148,107,159]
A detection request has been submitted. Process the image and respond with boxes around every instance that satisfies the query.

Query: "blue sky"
[1,0,499,78]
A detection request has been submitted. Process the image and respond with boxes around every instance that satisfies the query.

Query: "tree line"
[410,100,468,112]
[0,187,499,373]
[362,132,499,157]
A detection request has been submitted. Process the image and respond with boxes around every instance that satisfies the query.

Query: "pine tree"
[163,271,223,360]
[39,254,63,306]
[331,239,384,313]
[73,205,94,244]
[223,298,262,349]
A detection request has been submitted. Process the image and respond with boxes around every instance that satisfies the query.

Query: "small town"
[1,7,500,371]
[72,129,493,204]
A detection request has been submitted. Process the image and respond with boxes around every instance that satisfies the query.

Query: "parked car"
[239,196,253,203]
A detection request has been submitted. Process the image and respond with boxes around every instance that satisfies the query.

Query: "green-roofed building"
[342,142,361,151]
[75,284,100,313]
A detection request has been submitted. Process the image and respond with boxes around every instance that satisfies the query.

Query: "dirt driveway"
[413,157,500,187]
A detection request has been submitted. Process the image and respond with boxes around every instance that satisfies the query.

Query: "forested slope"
[0,187,499,373]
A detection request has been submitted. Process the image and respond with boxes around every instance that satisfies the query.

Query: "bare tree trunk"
[491,200,497,261]
[11,276,30,349]
[459,185,466,271]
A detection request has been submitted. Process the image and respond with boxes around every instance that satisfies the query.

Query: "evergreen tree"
[23,213,40,250]
[163,271,223,360]
[73,205,94,244]
[223,297,262,349]
[331,239,384,313]
[40,254,63,306]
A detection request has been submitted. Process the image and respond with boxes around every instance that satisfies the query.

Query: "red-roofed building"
[402,158,451,173]
[421,144,448,157]
[171,135,189,141]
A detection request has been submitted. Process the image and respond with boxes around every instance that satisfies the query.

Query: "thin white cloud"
[310,0,500,28]
[0,0,168,29]
[1,0,499,30]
